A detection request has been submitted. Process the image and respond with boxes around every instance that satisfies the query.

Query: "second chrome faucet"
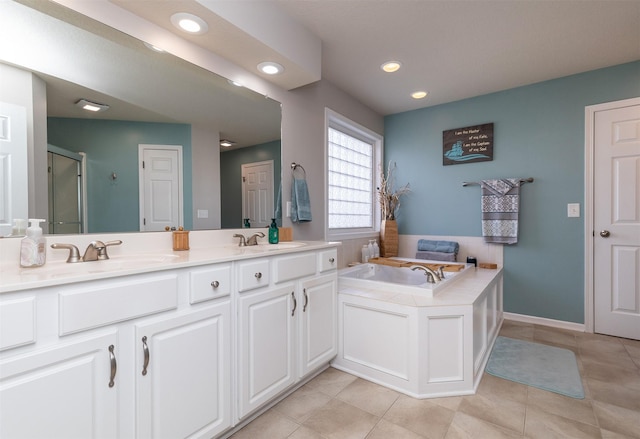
[233,232,265,247]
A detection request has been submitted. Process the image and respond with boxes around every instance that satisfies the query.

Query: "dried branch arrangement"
[378,161,410,220]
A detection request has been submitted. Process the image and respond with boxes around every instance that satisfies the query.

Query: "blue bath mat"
[485,336,584,399]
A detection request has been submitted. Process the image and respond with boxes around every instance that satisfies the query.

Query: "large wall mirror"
[0,0,282,235]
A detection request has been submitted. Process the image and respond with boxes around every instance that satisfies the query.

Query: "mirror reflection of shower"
[47,145,86,234]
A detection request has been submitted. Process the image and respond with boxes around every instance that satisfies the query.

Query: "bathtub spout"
[410,265,442,283]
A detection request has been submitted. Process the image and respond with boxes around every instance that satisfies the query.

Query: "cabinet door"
[299,273,338,377]
[0,331,118,439]
[238,284,296,418]
[135,303,231,439]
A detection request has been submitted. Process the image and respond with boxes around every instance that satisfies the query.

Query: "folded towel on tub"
[481,178,521,244]
[417,239,459,254]
[415,251,457,262]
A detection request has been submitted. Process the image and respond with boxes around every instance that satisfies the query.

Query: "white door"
[139,145,183,231]
[593,102,640,340]
[0,332,118,439]
[0,101,28,236]
[135,304,231,439]
[242,160,274,228]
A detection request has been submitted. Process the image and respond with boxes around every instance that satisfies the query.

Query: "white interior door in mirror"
[242,160,274,228]
[139,145,183,232]
[0,101,28,236]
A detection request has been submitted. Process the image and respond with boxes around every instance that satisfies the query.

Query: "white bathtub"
[333,260,503,399]
[339,261,472,296]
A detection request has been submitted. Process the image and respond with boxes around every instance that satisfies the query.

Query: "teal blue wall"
[47,118,193,233]
[384,61,640,324]
[220,140,281,229]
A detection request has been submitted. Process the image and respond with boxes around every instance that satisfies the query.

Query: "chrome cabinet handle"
[303,288,308,312]
[600,230,611,238]
[211,280,220,288]
[291,292,297,317]
[108,345,117,388]
[329,257,335,264]
[142,336,150,376]
[255,272,262,279]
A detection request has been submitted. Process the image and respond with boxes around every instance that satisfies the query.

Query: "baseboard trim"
[503,312,585,333]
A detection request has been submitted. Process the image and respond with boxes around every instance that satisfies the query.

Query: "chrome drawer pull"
[211,280,220,288]
[108,345,117,388]
[291,292,297,317]
[303,288,308,312]
[255,272,262,279]
[142,336,150,376]
[329,257,335,263]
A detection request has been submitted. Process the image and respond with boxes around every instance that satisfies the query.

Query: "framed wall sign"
[443,123,494,165]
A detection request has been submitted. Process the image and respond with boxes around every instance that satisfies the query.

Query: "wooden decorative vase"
[380,219,398,257]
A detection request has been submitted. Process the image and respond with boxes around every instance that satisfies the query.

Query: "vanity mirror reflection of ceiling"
[109,0,321,90]
[13,0,282,149]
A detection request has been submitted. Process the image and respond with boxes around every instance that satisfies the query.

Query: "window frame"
[324,108,382,240]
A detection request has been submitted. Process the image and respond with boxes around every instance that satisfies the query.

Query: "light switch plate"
[567,203,580,218]
[197,209,209,219]
[286,201,292,218]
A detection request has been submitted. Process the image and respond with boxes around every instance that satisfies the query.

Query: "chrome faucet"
[233,234,247,247]
[246,232,265,246]
[233,232,265,247]
[51,240,122,263]
[410,265,442,283]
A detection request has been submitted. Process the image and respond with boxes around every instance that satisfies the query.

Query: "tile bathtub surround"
[230,322,640,439]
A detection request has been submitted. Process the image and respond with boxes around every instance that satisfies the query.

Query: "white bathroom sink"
[244,242,307,252]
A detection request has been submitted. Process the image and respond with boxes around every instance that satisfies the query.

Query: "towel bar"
[462,177,533,187]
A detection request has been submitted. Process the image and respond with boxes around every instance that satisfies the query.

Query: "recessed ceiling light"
[411,91,428,99]
[170,12,208,35]
[381,61,402,73]
[257,62,284,75]
[76,99,109,112]
[227,79,243,87]
[143,42,165,53]
[220,139,235,148]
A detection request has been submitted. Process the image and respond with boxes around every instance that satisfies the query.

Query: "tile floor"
[230,320,640,439]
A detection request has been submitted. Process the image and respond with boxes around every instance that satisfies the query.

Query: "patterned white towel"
[481,179,521,244]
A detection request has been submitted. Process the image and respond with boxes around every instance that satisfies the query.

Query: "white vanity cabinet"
[0,330,118,439]
[237,250,338,420]
[135,302,231,439]
[0,264,233,439]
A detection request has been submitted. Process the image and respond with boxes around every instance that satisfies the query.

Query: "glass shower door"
[48,150,83,234]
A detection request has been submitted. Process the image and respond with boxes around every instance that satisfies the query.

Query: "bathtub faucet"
[410,265,442,283]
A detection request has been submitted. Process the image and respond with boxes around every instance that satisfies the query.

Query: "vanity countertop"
[0,230,339,293]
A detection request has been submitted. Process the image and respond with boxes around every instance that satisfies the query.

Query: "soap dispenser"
[20,219,47,268]
[268,218,279,244]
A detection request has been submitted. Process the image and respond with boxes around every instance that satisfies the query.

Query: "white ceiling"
[105,0,640,116]
[273,0,640,115]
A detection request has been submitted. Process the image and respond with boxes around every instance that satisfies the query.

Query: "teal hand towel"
[291,177,312,222]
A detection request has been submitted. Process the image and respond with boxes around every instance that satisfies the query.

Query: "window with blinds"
[326,109,382,237]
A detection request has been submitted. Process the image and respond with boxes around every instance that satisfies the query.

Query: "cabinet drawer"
[190,264,232,303]
[237,259,270,292]
[274,252,316,283]
[59,274,178,335]
[0,297,35,351]
[318,249,338,272]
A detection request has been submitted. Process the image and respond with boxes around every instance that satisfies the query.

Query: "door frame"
[583,96,640,333]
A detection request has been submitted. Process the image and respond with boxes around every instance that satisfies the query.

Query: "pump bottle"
[20,219,47,268]
[268,218,279,244]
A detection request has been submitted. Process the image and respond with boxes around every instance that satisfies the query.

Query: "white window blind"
[327,127,374,229]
